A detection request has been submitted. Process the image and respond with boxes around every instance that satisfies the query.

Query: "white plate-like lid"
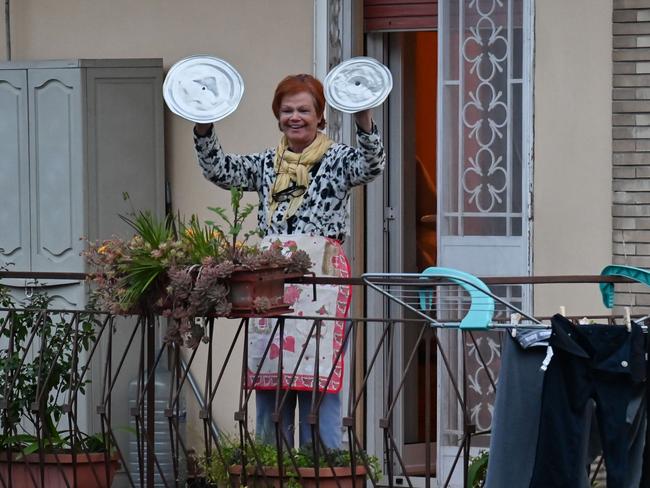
[163,55,244,123]
[324,57,393,113]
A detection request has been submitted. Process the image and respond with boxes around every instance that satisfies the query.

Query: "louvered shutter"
[364,0,437,32]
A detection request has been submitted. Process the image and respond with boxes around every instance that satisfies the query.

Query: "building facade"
[1,0,634,485]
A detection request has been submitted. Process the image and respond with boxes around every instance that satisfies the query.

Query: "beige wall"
[533,0,613,316]
[1,0,315,441]
[1,0,313,221]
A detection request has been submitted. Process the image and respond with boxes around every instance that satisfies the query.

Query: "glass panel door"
[437,0,531,484]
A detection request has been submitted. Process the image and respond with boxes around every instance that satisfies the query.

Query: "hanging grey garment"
[485,334,580,488]
[485,335,546,488]
[514,328,551,348]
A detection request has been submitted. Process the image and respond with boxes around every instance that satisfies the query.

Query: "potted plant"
[84,188,312,348]
[201,435,381,488]
[0,286,119,487]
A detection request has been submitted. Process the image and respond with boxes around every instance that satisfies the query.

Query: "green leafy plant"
[202,434,381,487]
[205,187,261,262]
[117,210,180,309]
[0,286,107,455]
[180,214,225,264]
[84,188,313,347]
[467,450,489,488]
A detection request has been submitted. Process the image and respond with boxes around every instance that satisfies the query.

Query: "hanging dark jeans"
[529,314,646,488]
[640,322,650,488]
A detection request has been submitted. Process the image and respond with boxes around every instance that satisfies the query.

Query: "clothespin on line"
[510,312,522,337]
[540,306,564,370]
[624,306,632,332]
[540,343,554,371]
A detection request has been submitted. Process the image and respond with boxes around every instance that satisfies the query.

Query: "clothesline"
[0,270,642,284]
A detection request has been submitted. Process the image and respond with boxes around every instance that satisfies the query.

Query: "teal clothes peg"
[599,264,650,309]
[418,267,495,329]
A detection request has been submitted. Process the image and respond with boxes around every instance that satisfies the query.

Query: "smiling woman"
[192,72,386,450]
[277,91,323,153]
[193,73,382,242]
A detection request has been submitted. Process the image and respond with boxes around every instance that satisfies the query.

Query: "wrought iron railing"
[0,272,630,488]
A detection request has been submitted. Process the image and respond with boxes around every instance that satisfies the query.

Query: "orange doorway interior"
[403,30,438,476]
[415,31,437,272]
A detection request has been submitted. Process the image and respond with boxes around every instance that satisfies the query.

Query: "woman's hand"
[353,109,372,133]
[194,123,213,137]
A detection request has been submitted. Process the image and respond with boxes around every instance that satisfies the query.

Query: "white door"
[438,0,532,278]
[436,0,533,484]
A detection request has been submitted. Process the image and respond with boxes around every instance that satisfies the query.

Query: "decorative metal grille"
[327,0,343,143]
[441,0,524,237]
[465,331,499,435]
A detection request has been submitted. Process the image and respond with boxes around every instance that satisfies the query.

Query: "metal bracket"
[383,206,396,232]
[342,416,354,427]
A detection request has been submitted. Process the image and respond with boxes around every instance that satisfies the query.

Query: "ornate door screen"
[437,0,531,484]
[438,0,530,270]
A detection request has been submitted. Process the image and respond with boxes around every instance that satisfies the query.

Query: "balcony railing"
[0,272,627,487]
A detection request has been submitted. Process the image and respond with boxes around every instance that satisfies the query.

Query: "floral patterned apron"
[247,235,351,393]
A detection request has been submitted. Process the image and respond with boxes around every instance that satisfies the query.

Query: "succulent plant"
[84,189,312,349]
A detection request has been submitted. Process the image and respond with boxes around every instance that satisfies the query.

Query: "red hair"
[272,74,326,130]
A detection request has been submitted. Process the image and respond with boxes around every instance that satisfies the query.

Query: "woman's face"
[278,91,323,153]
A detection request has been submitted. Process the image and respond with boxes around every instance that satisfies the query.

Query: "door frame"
[360,1,535,484]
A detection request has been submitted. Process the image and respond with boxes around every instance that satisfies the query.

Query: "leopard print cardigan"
[194,124,385,242]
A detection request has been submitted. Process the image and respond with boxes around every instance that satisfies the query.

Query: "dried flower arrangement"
[84,189,312,348]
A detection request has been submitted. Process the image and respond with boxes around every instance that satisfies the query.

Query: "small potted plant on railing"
[201,435,381,488]
[0,286,119,487]
[84,188,312,348]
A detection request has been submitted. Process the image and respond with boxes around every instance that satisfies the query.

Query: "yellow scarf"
[268,132,333,220]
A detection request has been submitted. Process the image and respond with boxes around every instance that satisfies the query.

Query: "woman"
[194,74,385,449]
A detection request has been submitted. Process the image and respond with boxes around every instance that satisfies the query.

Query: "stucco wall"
[0,0,315,445]
[533,0,613,316]
[2,0,313,223]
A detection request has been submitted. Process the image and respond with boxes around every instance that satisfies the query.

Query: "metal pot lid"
[324,57,393,114]
[163,55,244,123]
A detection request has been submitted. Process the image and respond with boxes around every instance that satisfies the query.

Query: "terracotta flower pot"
[227,464,367,487]
[128,267,303,323]
[0,452,120,488]
[228,268,302,317]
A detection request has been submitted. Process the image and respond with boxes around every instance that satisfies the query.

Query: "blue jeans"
[255,389,342,449]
